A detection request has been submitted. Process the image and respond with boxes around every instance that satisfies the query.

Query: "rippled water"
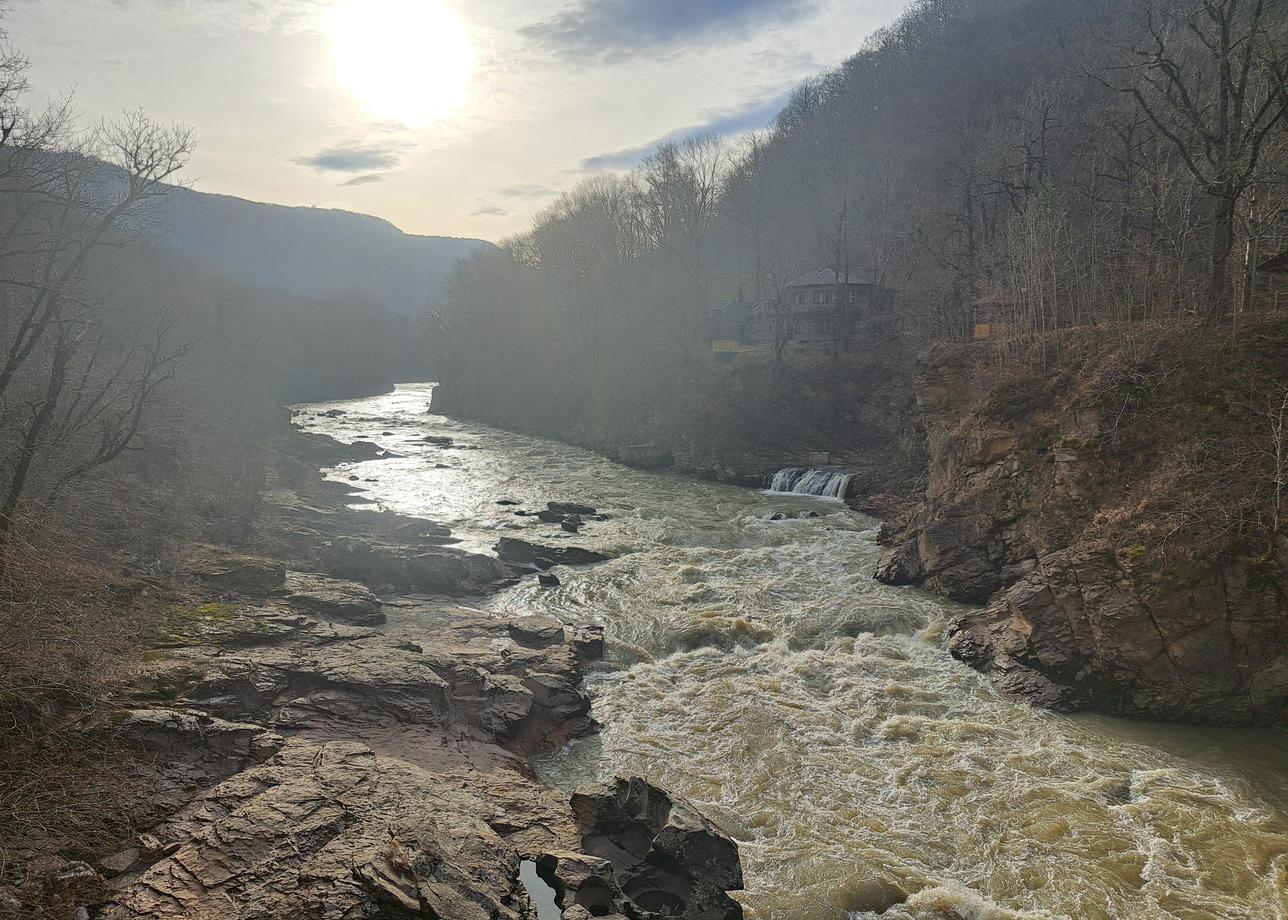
[298,383,1288,920]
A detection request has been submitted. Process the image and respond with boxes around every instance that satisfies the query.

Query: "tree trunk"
[1205,191,1236,324]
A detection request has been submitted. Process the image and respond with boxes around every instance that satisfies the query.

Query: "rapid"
[298,383,1288,920]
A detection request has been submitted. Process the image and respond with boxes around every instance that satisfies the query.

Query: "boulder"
[184,545,286,595]
[569,777,743,920]
[495,538,610,571]
[322,539,510,594]
[548,502,597,516]
[536,850,622,916]
[281,571,385,625]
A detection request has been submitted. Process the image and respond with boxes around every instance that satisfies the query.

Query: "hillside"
[155,188,491,315]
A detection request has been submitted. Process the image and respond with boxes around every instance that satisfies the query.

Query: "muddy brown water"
[299,383,1288,920]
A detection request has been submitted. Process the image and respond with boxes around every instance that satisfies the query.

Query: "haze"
[7,0,903,238]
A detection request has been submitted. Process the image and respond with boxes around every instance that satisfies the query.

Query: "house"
[709,270,894,351]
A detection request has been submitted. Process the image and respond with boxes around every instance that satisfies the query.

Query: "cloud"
[294,144,401,174]
[496,184,557,200]
[340,174,387,187]
[97,0,322,33]
[522,0,820,62]
[471,204,512,218]
[580,91,790,171]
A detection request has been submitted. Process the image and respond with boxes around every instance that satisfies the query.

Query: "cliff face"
[875,326,1288,724]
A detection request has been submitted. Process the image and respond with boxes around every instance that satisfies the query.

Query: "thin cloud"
[471,204,512,218]
[95,0,321,33]
[340,174,387,187]
[581,91,790,171]
[497,184,556,200]
[295,145,400,174]
[523,0,820,62]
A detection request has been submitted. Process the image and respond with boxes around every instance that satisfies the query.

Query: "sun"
[327,0,475,126]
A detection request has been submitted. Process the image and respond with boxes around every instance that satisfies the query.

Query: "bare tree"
[1119,0,1288,322]
[0,108,194,563]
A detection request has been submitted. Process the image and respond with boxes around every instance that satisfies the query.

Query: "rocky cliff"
[874,323,1288,724]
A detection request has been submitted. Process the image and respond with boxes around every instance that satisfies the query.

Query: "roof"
[1258,250,1288,273]
[785,269,877,287]
[710,297,759,316]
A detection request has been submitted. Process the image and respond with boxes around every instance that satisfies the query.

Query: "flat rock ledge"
[15,429,744,918]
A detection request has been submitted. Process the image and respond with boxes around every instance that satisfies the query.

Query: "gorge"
[292,383,1288,920]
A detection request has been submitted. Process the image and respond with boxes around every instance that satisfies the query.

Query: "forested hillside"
[157,188,489,316]
[435,0,1288,408]
[432,0,1288,722]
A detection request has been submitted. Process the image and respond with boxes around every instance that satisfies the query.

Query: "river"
[298,382,1288,920]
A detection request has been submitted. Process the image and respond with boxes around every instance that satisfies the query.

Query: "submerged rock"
[548,501,597,516]
[608,444,674,470]
[495,538,611,571]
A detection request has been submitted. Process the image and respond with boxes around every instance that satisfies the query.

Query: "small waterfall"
[767,467,852,499]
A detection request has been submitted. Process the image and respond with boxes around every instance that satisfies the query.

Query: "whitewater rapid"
[298,383,1288,920]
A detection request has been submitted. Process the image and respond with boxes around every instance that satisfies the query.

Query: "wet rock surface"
[554,776,745,920]
[496,537,612,571]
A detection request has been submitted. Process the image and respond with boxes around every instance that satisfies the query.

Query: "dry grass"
[0,536,163,912]
[961,314,1288,566]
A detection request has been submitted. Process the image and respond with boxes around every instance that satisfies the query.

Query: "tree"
[0,106,195,563]
[1119,0,1288,322]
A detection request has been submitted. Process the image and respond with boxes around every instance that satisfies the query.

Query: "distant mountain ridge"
[154,187,490,315]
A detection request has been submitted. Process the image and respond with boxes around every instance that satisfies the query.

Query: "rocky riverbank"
[872,329,1288,725]
[6,426,744,919]
[431,319,1288,728]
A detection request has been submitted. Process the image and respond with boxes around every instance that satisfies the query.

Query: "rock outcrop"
[32,425,744,920]
[875,341,1288,724]
[553,776,745,920]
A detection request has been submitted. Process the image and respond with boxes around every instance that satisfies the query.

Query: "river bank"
[1,416,744,920]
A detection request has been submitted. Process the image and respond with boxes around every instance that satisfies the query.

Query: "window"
[848,289,859,304]
[813,290,826,304]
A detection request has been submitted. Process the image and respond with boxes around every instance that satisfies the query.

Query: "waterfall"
[767,467,852,499]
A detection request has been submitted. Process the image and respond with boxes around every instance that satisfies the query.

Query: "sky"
[6,0,907,242]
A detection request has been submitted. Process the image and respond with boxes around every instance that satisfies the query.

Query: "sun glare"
[327,0,475,126]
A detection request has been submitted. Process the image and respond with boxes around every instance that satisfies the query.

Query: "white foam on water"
[298,383,1288,920]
